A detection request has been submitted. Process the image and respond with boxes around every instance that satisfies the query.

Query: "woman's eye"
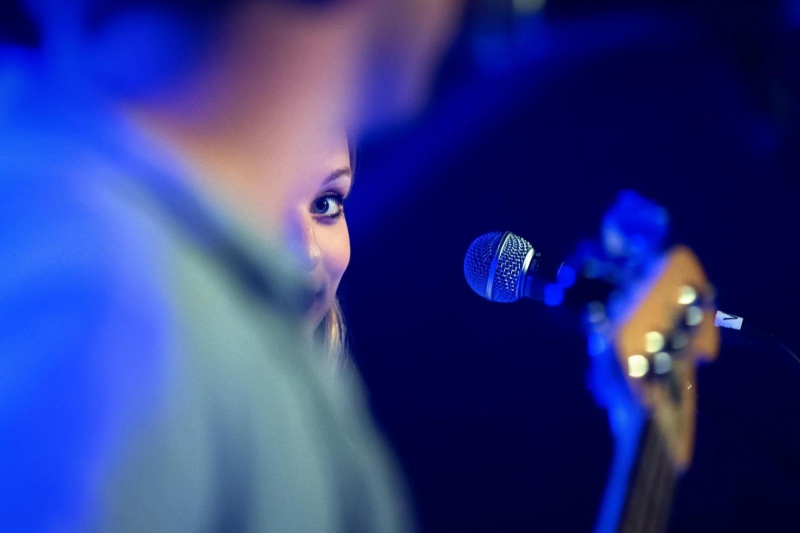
[311,194,344,217]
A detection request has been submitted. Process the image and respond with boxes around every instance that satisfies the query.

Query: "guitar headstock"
[572,191,720,472]
[566,191,723,532]
[612,244,719,471]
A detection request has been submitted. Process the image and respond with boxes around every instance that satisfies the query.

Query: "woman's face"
[277,135,352,332]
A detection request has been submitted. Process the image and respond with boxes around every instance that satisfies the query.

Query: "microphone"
[463,231,576,305]
[463,231,538,303]
[463,231,800,366]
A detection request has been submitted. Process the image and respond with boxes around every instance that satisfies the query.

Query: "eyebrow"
[322,167,353,187]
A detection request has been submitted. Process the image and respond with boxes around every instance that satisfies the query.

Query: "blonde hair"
[317,136,357,367]
[318,296,348,365]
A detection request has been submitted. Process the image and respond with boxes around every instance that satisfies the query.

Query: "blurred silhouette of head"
[24,0,464,135]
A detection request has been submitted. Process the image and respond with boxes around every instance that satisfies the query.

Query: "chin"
[305,301,330,337]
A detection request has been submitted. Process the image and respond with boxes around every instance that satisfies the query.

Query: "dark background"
[344,1,800,531]
[4,1,800,531]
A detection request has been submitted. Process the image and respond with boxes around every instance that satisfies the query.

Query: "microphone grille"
[464,231,533,302]
[464,231,504,298]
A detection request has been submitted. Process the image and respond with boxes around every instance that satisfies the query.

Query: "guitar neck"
[618,420,678,533]
[567,205,717,533]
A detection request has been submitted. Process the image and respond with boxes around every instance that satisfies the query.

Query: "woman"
[0,0,461,530]
[274,134,355,364]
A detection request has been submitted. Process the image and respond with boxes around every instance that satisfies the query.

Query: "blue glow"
[586,340,646,533]
[587,332,607,358]
[556,264,576,288]
[87,9,196,96]
[543,283,563,307]
[593,407,644,533]
[602,190,669,255]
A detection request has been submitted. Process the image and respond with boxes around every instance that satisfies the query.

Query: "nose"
[286,215,321,273]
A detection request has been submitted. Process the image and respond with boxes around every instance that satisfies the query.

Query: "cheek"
[320,221,351,288]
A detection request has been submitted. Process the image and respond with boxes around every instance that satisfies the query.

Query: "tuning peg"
[677,285,698,305]
[652,351,673,375]
[628,351,675,379]
[645,331,666,353]
[627,354,650,378]
[666,330,690,353]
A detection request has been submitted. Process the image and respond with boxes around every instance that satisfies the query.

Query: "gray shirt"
[0,50,412,533]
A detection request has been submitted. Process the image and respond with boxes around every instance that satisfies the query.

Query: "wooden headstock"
[613,245,719,471]
[564,190,721,532]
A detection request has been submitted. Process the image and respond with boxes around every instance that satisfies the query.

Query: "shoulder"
[0,89,181,532]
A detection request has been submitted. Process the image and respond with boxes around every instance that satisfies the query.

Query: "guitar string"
[634,422,658,533]
[624,421,658,533]
[633,375,800,532]
[649,422,675,533]
[622,423,648,533]
[623,408,677,533]
[639,422,661,532]
[641,423,662,533]
[652,380,681,533]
